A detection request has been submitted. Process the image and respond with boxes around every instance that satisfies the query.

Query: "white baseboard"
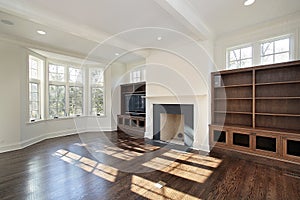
[0,127,116,153]
[0,142,21,153]
[20,128,77,150]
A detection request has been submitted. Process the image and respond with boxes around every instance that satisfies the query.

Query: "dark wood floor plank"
[1,132,300,200]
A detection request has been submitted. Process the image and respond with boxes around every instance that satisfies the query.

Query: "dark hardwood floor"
[1,131,300,200]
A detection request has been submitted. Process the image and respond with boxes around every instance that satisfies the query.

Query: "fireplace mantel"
[144,94,207,98]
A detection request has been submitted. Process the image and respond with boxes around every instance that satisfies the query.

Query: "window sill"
[26,115,107,125]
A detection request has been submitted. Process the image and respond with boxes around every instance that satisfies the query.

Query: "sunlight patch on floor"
[142,151,215,183]
[53,149,118,182]
[94,145,143,161]
[131,175,200,200]
[162,150,223,168]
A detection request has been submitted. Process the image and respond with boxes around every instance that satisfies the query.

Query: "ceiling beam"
[154,0,213,41]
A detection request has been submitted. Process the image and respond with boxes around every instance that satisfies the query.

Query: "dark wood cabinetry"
[210,60,300,163]
[118,82,146,137]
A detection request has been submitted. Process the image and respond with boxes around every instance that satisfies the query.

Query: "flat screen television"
[125,94,145,115]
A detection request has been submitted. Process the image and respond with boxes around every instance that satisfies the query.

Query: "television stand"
[129,112,145,117]
[117,115,145,137]
[118,82,146,137]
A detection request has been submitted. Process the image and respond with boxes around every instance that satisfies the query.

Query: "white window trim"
[226,44,253,69]
[28,54,45,122]
[226,34,295,69]
[88,67,105,116]
[260,34,294,64]
[130,67,146,83]
[47,62,86,118]
[28,53,106,122]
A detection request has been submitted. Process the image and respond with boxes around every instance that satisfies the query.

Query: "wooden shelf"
[215,98,252,100]
[256,97,300,100]
[214,83,252,88]
[256,113,300,117]
[119,82,146,136]
[215,111,252,115]
[255,80,300,86]
[210,60,300,164]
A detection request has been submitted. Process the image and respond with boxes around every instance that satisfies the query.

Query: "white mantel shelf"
[143,94,207,98]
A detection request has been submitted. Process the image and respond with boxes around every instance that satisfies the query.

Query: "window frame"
[227,45,253,69]
[260,35,292,65]
[28,55,44,122]
[226,34,295,70]
[130,68,146,83]
[89,68,105,116]
[28,53,106,122]
[47,62,86,119]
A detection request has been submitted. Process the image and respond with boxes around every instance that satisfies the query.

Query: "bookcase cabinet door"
[283,136,300,162]
[210,127,228,148]
[254,132,280,157]
[231,130,253,151]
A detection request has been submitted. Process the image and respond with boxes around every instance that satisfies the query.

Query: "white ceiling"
[187,0,300,36]
[0,0,299,64]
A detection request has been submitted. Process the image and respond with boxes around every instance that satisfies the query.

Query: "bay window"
[28,53,105,121]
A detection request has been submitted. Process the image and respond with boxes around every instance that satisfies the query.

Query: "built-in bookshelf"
[210,60,300,163]
[118,82,146,137]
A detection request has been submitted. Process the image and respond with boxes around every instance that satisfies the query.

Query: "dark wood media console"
[210,60,300,163]
[117,82,146,137]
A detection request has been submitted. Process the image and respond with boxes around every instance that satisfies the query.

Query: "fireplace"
[153,104,194,146]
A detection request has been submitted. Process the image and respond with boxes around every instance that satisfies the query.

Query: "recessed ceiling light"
[244,0,255,6]
[1,19,14,25]
[115,53,120,56]
[37,30,46,35]
[157,36,162,41]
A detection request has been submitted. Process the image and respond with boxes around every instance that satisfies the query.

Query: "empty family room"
[0,0,300,199]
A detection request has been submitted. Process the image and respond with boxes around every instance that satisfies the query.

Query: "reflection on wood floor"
[0,131,300,199]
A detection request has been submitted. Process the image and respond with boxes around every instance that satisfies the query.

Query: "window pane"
[229,49,240,61]
[57,86,65,101]
[241,47,252,59]
[275,38,289,53]
[275,52,289,63]
[48,85,66,118]
[91,87,104,115]
[228,46,253,69]
[49,65,56,73]
[31,69,38,79]
[29,82,40,120]
[241,59,252,68]
[49,64,65,82]
[29,56,42,80]
[261,55,273,65]
[32,102,38,110]
[229,61,239,69]
[31,83,38,93]
[69,67,83,83]
[261,42,273,56]
[31,93,38,101]
[69,86,83,116]
[90,68,104,84]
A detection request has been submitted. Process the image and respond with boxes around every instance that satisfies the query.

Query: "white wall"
[0,41,22,150]
[214,13,300,70]
[144,39,215,151]
[0,39,124,152]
